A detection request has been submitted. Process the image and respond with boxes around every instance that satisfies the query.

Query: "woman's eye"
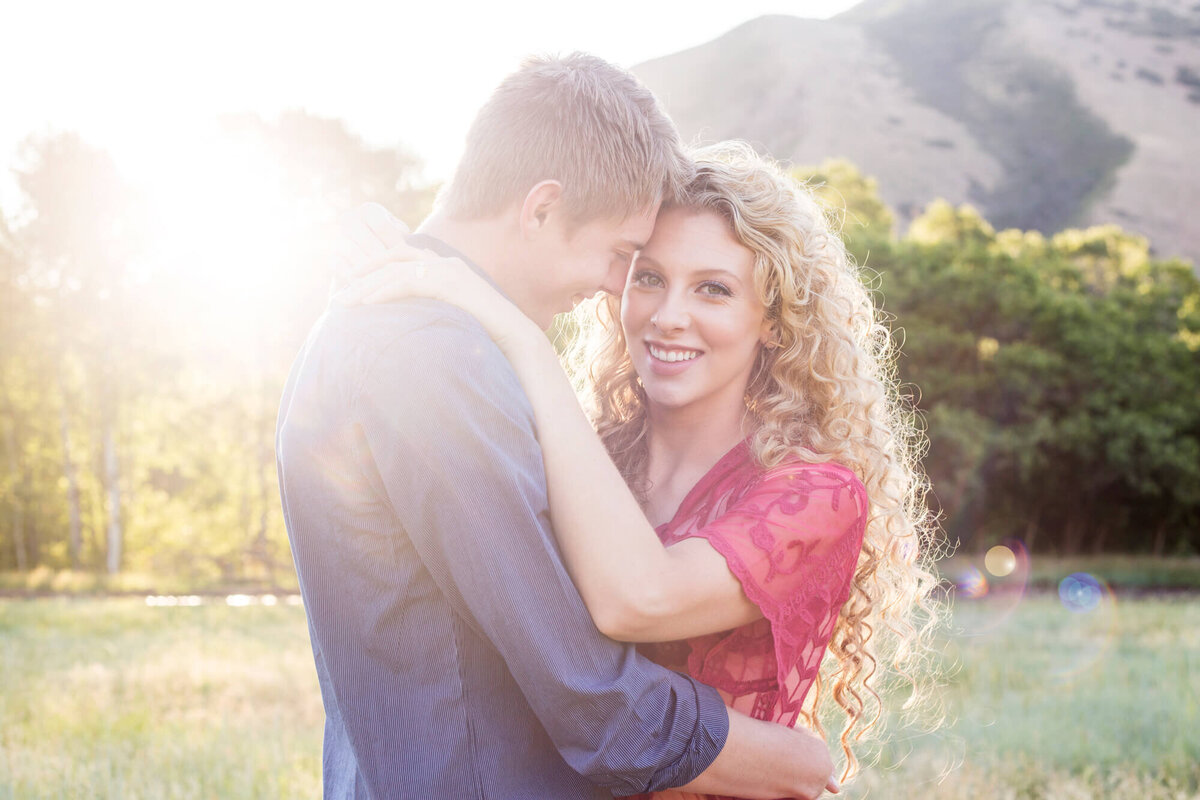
[699,281,733,297]
[632,270,664,288]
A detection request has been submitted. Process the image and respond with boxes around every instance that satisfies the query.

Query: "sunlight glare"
[128,123,308,342]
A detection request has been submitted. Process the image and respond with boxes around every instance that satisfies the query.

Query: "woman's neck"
[641,397,753,524]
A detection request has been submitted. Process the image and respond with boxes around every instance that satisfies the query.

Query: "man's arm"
[354,314,726,795]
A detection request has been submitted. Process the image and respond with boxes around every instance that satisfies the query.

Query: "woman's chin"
[640,384,693,413]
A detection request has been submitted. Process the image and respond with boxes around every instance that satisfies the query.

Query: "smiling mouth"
[648,344,702,363]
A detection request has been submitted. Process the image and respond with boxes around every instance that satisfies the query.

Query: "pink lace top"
[630,441,867,800]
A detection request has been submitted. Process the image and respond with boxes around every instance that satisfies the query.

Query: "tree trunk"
[1023,512,1039,555]
[58,392,83,569]
[103,421,122,575]
[250,377,276,583]
[1063,514,1084,556]
[1152,522,1167,557]
[256,405,274,582]
[18,470,31,567]
[2,415,28,571]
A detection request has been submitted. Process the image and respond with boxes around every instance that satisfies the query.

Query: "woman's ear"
[519,180,564,240]
[760,322,781,350]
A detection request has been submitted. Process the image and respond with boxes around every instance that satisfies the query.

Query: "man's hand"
[329,202,412,294]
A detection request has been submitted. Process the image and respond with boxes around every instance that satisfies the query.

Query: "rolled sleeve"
[351,310,727,793]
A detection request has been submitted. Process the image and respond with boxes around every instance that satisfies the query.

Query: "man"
[277,53,836,799]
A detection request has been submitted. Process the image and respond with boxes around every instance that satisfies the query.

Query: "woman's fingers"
[327,204,413,296]
[357,203,411,250]
[337,203,411,265]
[348,242,442,279]
[337,264,413,305]
[334,258,462,306]
[335,235,373,278]
[358,265,429,305]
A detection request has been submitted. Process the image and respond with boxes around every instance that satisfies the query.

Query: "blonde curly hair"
[561,141,944,779]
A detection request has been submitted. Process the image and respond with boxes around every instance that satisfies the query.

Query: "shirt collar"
[405,232,511,302]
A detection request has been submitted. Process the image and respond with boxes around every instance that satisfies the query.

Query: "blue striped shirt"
[276,236,729,799]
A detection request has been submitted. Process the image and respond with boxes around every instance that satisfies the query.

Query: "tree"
[0,217,33,570]
[793,158,894,261]
[907,199,996,250]
[878,200,1200,555]
[0,114,437,582]
[13,132,145,573]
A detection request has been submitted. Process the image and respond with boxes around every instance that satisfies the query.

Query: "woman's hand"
[333,243,542,356]
[328,202,412,295]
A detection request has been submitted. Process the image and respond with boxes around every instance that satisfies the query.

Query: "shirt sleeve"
[688,461,868,715]
[352,311,728,794]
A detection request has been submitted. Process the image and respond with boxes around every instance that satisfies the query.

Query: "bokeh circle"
[1058,572,1104,613]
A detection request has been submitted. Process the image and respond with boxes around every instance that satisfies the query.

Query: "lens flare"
[1050,572,1118,683]
[1059,573,1104,613]
[954,539,1030,636]
[984,545,1017,577]
[957,566,989,599]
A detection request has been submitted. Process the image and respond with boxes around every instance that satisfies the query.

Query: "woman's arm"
[685,708,838,799]
[336,255,763,642]
[486,323,764,642]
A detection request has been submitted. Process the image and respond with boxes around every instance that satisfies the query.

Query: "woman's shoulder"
[745,456,869,532]
[706,446,867,527]
[758,456,865,496]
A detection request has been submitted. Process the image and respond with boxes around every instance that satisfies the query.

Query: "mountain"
[632,0,1200,266]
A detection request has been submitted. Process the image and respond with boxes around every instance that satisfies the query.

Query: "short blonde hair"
[438,53,693,222]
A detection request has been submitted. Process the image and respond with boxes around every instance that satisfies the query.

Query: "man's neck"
[416,210,509,287]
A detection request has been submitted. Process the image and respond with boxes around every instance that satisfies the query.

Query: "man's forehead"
[620,202,661,247]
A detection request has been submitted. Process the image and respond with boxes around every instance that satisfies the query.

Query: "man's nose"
[599,258,630,297]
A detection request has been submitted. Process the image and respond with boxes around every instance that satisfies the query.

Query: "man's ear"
[519,180,564,240]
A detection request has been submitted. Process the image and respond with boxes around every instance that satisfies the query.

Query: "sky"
[2,0,862,210]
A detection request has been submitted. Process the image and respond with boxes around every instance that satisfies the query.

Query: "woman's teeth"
[649,345,700,363]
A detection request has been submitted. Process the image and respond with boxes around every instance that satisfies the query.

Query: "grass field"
[1,592,1197,799]
[0,598,322,799]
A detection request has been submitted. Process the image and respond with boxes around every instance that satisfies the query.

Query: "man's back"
[276,281,726,798]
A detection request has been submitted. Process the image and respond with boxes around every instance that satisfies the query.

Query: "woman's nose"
[650,292,689,332]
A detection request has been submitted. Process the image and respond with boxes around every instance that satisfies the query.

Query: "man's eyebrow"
[620,238,647,251]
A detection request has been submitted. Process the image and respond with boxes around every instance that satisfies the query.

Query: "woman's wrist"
[493,313,550,356]
[487,314,555,377]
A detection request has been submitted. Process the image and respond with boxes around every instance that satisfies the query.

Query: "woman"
[338,142,940,794]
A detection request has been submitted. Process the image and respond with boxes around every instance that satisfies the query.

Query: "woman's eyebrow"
[692,267,744,284]
[633,256,743,283]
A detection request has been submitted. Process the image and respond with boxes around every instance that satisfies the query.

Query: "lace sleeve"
[690,461,868,714]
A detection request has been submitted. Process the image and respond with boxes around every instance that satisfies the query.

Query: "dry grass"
[1,591,1197,798]
[0,598,321,799]
[843,592,1200,798]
